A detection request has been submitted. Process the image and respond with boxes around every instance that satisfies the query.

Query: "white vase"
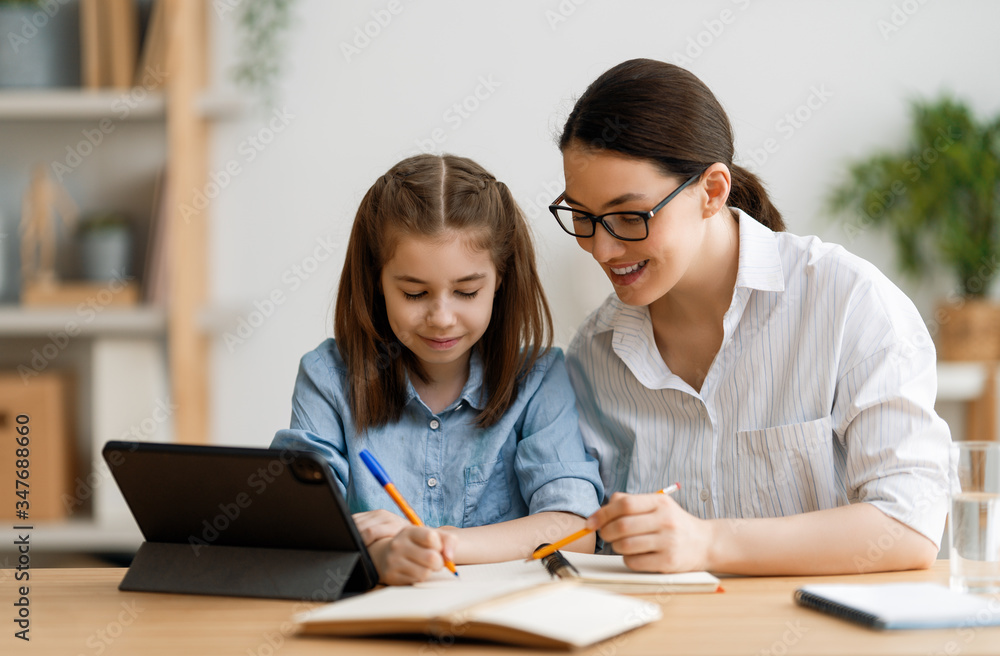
[80,229,132,282]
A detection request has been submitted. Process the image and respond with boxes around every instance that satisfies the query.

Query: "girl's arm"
[444,511,595,564]
[590,492,937,575]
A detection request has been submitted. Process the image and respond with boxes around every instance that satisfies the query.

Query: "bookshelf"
[0,0,215,552]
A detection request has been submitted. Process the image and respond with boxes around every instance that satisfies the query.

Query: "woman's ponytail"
[729,164,785,232]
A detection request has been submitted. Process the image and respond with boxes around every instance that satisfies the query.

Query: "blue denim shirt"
[271,339,602,528]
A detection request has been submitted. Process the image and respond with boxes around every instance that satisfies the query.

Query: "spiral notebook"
[794,583,1000,630]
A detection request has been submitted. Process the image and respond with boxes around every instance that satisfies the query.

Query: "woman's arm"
[445,511,595,564]
[590,492,938,575]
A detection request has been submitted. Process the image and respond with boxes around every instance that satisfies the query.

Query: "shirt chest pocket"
[462,458,512,527]
[735,416,844,518]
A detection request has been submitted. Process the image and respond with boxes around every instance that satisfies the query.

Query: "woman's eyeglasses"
[549,171,704,242]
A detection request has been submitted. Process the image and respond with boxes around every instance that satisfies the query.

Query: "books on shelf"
[80,0,140,89]
[295,580,662,650]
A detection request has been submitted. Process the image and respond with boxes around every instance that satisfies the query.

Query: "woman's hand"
[586,491,715,573]
[367,526,458,585]
[352,509,411,546]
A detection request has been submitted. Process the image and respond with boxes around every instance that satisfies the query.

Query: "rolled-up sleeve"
[514,351,604,518]
[835,340,951,548]
[270,350,351,496]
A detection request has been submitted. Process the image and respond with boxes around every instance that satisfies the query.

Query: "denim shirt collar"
[403,348,487,413]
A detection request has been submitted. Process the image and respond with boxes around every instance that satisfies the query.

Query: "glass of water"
[950,441,1000,594]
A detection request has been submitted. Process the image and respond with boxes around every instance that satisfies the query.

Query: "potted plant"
[0,0,80,88]
[76,212,132,282]
[827,96,1000,360]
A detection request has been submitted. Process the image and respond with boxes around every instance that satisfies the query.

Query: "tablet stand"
[120,542,365,601]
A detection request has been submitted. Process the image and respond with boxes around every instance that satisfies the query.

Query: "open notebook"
[294,579,661,649]
[421,551,721,594]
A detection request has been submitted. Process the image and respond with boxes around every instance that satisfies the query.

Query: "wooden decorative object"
[936,299,1000,361]
[18,164,139,307]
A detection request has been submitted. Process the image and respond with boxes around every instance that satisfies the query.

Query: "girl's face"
[562,145,708,307]
[380,231,499,380]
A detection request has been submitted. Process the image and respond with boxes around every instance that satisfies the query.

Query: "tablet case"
[103,441,379,600]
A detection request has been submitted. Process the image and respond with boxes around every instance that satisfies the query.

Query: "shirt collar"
[403,348,487,412]
[731,208,785,293]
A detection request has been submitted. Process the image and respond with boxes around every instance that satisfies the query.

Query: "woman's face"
[561,145,707,307]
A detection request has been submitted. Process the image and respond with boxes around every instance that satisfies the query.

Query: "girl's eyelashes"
[401,289,481,300]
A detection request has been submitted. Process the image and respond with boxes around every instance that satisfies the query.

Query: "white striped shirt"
[567,209,951,547]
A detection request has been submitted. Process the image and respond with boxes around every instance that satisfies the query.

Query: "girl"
[554,59,950,575]
[272,154,602,585]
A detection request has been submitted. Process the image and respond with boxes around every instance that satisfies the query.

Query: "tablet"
[103,440,379,600]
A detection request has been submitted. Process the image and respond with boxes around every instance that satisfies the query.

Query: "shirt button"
[699,489,710,501]
[429,419,440,429]
[455,403,462,411]
[427,477,438,487]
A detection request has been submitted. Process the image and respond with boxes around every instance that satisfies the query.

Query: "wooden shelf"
[0,306,166,337]
[937,362,989,401]
[0,89,244,121]
[0,520,142,552]
[0,89,166,120]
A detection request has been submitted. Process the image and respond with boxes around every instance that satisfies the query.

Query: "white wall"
[206,0,1000,447]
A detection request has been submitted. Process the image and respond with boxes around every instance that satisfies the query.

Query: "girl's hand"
[352,509,411,546]
[586,491,715,573]
[368,526,458,585]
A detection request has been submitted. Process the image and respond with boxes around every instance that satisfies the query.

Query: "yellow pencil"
[360,449,458,576]
[532,483,680,560]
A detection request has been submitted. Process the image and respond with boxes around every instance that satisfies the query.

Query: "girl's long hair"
[335,154,553,432]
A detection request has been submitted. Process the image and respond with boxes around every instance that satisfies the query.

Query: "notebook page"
[564,552,720,586]
[467,584,662,648]
[419,559,551,586]
[295,579,540,624]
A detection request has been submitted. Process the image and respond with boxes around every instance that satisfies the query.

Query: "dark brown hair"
[335,154,553,433]
[559,58,785,232]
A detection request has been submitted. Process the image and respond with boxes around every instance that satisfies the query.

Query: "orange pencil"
[532,483,680,560]
[359,449,458,576]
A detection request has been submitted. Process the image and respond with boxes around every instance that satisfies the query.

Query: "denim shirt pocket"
[462,457,512,527]
[735,416,842,518]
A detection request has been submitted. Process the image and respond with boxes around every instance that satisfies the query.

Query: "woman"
[555,59,950,575]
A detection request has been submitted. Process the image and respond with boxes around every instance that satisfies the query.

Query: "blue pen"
[359,449,458,576]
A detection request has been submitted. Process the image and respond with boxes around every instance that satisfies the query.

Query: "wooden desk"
[3,562,999,655]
